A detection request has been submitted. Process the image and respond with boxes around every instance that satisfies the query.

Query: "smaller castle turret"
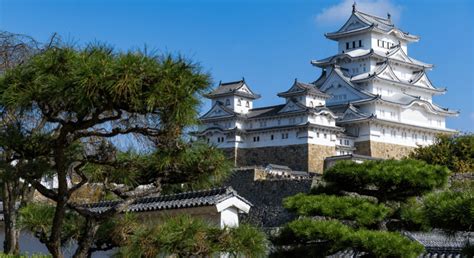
[204,78,260,114]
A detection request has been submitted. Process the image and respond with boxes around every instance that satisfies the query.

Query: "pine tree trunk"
[73,217,99,258]
[46,150,68,258]
[46,199,67,258]
[2,181,20,255]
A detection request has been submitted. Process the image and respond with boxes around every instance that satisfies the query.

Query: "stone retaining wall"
[221,144,336,173]
[308,144,336,173]
[224,169,313,227]
[354,141,414,159]
[237,144,309,171]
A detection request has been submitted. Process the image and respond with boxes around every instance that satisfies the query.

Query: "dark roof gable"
[204,79,261,99]
[278,79,331,99]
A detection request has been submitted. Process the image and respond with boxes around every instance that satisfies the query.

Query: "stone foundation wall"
[236,144,309,171]
[354,141,371,156]
[308,144,336,173]
[224,169,313,227]
[230,144,335,173]
[354,141,415,159]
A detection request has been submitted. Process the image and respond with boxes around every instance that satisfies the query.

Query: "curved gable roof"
[278,79,331,98]
[325,9,419,42]
[205,79,261,99]
[200,101,238,120]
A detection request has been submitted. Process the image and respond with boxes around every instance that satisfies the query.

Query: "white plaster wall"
[374,103,399,121]
[308,129,337,147]
[232,96,253,114]
[391,65,415,83]
[340,59,370,76]
[338,34,371,53]
[308,114,336,127]
[371,32,398,52]
[400,105,446,129]
[220,207,239,228]
[301,95,326,107]
[203,126,340,149]
[400,41,408,54]
[371,80,433,102]
[325,84,364,105]
[367,124,435,147]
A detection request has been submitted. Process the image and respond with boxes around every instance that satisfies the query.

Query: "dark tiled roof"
[354,10,394,32]
[83,187,251,214]
[205,79,260,99]
[326,9,418,41]
[278,80,330,98]
[265,164,292,171]
[324,154,382,161]
[328,230,472,257]
[246,104,286,119]
[405,231,473,251]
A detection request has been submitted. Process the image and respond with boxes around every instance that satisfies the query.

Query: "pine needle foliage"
[18,203,84,245]
[276,218,423,258]
[273,159,451,257]
[0,42,235,256]
[284,193,391,227]
[422,189,474,232]
[322,159,449,202]
[118,215,267,258]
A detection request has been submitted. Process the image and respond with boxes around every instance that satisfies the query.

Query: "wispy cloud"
[315,0,402,26]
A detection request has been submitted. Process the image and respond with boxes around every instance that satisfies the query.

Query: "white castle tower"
[311,4,458,158]
[195,5,458,172]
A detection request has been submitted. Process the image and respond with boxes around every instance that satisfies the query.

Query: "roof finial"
[219,80,222,85]
[294,78,298,83]
[241,77,245,82]
[387,12,391,22]
[352,2,357,13]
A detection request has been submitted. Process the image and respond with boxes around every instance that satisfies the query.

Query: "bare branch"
[67,161,88,196]
[26,179,59,202]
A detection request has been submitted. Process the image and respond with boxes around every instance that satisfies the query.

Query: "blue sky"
[1,0,473,132]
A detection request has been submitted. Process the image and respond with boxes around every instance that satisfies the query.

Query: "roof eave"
[325,25,374,40]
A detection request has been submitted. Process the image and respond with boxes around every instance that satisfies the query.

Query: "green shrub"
[119,215,267,257]
[18,203,84,244]
[284,193,391,227]
[323,159,450,201]
[351,229,424,258]
[423,189,474,231]
[276,219,424,258]
[410,134,474,173]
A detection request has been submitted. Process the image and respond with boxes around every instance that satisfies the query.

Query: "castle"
[194,5,458,173]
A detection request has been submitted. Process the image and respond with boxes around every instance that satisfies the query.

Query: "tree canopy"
[0,42,250,257]
[273,159,452,257]
[410,133,474,173]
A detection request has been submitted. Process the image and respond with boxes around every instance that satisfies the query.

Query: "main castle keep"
[194,6,458,173]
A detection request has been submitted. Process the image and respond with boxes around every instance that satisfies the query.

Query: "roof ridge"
[85,186,232,207]
[249,104,285,111]
[355,10,393,25]
[220,79,244,86]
